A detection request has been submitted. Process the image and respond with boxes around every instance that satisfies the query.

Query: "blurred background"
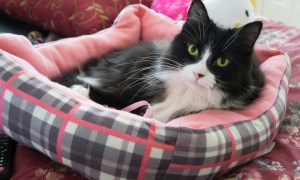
[255,0,300,27]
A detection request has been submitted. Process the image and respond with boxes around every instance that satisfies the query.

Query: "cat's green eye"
[215,58,230,68]
[187,44,199,56]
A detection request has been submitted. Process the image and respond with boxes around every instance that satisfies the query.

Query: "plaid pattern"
[0,48,290,179]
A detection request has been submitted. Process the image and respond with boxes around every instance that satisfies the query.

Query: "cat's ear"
[237,21,263,49]
[186,0,210,24]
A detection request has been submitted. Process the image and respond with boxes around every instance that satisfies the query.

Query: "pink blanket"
[0,6,180,79]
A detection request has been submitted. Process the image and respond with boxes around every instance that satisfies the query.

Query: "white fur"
[153,48,224,122]
[77,76,101,88]
[70,85,90,98]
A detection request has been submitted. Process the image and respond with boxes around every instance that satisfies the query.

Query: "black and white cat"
[54,0,265,123]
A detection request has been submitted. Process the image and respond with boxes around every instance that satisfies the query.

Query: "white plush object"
[203,0,255,28]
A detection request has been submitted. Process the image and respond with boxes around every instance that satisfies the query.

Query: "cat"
[53,0,265,123]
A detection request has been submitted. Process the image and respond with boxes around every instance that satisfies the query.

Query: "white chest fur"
[152,49,224,122]
[151,73,224,122]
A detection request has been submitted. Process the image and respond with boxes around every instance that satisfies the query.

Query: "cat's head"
[156,0,263,109]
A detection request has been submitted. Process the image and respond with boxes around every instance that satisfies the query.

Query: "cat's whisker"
[223,28,243,50]
[116,57,158,66]
[190,14,204,42]
[120,56,177,77]
[155,60,183,71]
[120,72,161,96]
[181,32,198,43]
[119,67,154,86]
[186,20,200,41]
[120,78,145,95]
[120,59,181,88]
[159,66,181,71]
[160,57,184,67]
[223,30,240,48]
[130,78,161,102]
[192,4,205,41]
[217,78,248,91]
[145,53,165,57]
[160,62,183,69]
[123,66,153,77]
[140,55,184,68]
[183,25,198,42]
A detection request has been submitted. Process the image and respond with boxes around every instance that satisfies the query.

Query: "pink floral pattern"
[0,0,152,36]
[237,167,263,180]
[11,145,85,180]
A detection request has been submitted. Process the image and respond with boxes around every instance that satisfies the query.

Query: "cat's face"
[156,0,262,100]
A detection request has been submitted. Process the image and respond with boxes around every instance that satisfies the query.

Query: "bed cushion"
[0,0,152,36]
[0,5,290,180]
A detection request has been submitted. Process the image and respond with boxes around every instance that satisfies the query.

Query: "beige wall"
[256,0,300,27]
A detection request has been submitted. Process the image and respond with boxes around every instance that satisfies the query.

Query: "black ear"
[237,21,263,49]
[187,0,210,24]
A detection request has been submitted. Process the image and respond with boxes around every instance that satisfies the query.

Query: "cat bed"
[0,5,290,180]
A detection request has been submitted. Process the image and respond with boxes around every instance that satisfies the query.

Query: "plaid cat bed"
[0,5,290,180]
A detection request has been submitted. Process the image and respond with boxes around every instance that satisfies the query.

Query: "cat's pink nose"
[193,71,204,80]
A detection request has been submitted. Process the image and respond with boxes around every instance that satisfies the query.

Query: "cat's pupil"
[245,10,249,17]
[191,46,196,52]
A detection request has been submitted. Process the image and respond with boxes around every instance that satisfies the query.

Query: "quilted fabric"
[0,5,291,180]
[0,0,152,36]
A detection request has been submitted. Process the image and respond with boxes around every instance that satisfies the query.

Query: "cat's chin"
[184,81,206,94]
[185,76,213,92]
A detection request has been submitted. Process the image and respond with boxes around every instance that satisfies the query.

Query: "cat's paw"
[152,105,173,123]
[70,85,90,99]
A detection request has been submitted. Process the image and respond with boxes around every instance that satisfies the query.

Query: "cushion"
[151,0,191,20]
[0,0,152,36]
[0,5,290,179]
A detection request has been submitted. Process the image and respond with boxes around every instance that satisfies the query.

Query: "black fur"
[53,0,265,117]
